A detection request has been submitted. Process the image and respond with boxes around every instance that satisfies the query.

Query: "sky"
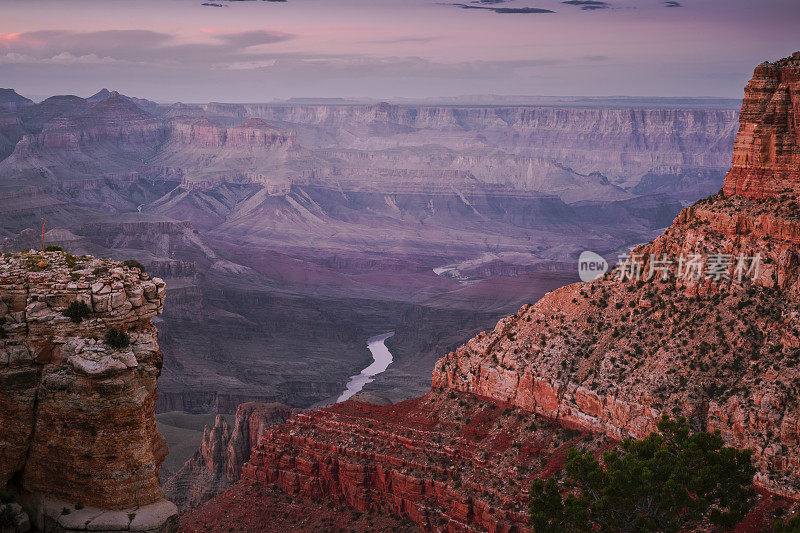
[0,0,798,102]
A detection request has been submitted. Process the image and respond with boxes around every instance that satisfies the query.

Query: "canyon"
[180,52,800,531]
[0,87,739,419]
[0,79,745,524]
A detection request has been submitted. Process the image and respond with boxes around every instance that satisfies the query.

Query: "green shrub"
[775,514,800,532]
[105,328,130,349]
[65,254,77,268]
[62,301,92,323]
[122,259,146,272]
[44,245,63,252]
[529,416,755,532]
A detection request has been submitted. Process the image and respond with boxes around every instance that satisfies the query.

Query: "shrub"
[122,259,146,272]
[44,245,63,252]
[775,515,800,532]
[529,416,755,532]
[105,328,131,349]
[64,254,77,268]
[62,301,92,323]
[0,505,16,528]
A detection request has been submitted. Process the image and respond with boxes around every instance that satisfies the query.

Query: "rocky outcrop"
[163,402,294,511]
[723,52,800,200]
[186,391,609,532]
[433,53,800,498]
[12,92,165,158]
[0,89,34,112]
[0,251,177,532]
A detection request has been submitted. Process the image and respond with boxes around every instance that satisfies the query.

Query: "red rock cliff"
[723,52,800,200]
[163,402,294,511]
[0,251,178,531]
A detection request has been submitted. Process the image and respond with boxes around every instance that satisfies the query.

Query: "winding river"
[336,331,395,403]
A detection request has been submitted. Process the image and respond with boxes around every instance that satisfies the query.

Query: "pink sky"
[0,0,798,101]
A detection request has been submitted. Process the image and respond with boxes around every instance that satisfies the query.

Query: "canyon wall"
[0,251,178,532]
[163,402,294,511]
[202,101,739,187]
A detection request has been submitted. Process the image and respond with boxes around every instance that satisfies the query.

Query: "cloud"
[360,37,438,45]
[0,52,123,65]
[664,1,681,6]
[222,59,278,70]
[450,4,555,13]
[213,30,293,48]
[0,29,295,69]
[562,0,609,10]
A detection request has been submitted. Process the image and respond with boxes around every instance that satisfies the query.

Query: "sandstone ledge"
[20,493,177,533]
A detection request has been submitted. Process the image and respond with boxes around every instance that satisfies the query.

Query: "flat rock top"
[0,251,161,291]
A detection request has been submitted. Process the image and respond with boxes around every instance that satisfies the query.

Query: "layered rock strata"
[236,392,609,532]
[434,52,800,497]
[0,251,177,532]
[164,402,294,511]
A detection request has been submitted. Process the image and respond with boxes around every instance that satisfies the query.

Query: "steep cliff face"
[0,251,178,532]
[163,402,294,511]
[724,52,800,200]
[204,101,738,187]
[433,53,800,497]
[166,117,297,150]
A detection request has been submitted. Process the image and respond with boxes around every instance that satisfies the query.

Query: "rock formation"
[187,392,611,532]
[184,53,800,531]
[0,250,178,532]
[163,402,294,511]
[434,52,800,497]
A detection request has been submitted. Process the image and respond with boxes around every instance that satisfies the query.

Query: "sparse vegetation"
[122,259,146,272]
[62,301,92,323]
[105,328,131,349]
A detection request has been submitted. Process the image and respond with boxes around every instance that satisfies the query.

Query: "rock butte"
[0,251,177,532]
[183,53,800,531]
[163,402,295,512]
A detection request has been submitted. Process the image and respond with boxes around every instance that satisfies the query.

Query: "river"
[336,331,395,403]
